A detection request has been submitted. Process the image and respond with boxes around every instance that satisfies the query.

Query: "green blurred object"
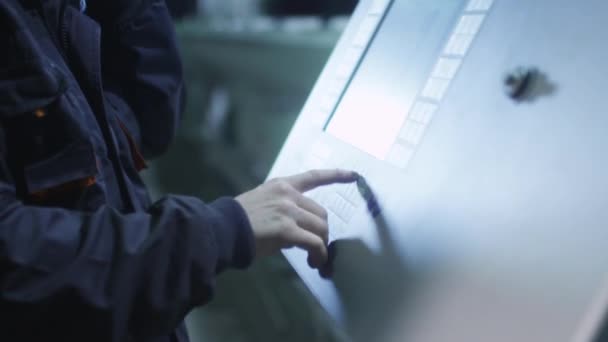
[146,18,342,197]
[141,18,349,342]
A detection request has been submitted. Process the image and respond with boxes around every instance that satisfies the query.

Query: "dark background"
[165,0,358,20]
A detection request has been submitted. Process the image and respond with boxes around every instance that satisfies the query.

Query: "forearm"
[0,194,254,339]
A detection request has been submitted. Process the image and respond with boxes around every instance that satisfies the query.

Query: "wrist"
[208,197,256,272]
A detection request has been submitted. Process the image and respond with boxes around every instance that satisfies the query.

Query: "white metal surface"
[269,0,608,340]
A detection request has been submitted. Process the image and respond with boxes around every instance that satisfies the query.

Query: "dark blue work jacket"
[0,1,255,341]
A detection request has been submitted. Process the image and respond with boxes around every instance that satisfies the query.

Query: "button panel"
[388,0,495,171]
[300,145,377,240]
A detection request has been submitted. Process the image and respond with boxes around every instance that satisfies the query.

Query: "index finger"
[285,169,358,193]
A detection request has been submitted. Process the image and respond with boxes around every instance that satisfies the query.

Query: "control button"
[319,94,338,112]
[453,14,485,36]
[325,193,354,223]
[408,101,437,125]
[345,183,358,199]
[421,77,451,102]
[387,143,414,170]
[337,195,355,221]
[399,120,426,146]
[466,0,495,12]
[328,211,345,240]
[443,34,474,56]
[431,57,462,80]
[504,67,537,100]
[352,16,380,47]
[337,183,358,204]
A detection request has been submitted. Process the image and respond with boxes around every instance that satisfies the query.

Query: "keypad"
[300,149,377,240]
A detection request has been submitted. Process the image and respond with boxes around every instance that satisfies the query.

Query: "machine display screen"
[325,80,408,160]
[325,0,467,160]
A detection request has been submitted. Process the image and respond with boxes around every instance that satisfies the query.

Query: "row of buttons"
[311,189,357,241]
[300,146,379,240]
[386,0,495,171]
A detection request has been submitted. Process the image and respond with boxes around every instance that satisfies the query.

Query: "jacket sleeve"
[88,0,186,158]
[0,126,255,340]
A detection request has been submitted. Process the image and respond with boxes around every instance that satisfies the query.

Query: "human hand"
[236,169,357,269]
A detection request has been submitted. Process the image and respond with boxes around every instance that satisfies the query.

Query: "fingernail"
[319,242,337,279]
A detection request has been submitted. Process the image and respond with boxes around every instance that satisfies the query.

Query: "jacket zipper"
[60,13,70,65]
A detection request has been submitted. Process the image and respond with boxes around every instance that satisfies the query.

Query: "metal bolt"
[504,67,536,100]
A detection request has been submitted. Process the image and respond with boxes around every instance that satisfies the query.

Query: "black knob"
[504,67,537,100]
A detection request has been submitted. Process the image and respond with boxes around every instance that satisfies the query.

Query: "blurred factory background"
[140,1,357,341]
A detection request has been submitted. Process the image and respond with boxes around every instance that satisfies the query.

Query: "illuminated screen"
[326,0,465,160]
